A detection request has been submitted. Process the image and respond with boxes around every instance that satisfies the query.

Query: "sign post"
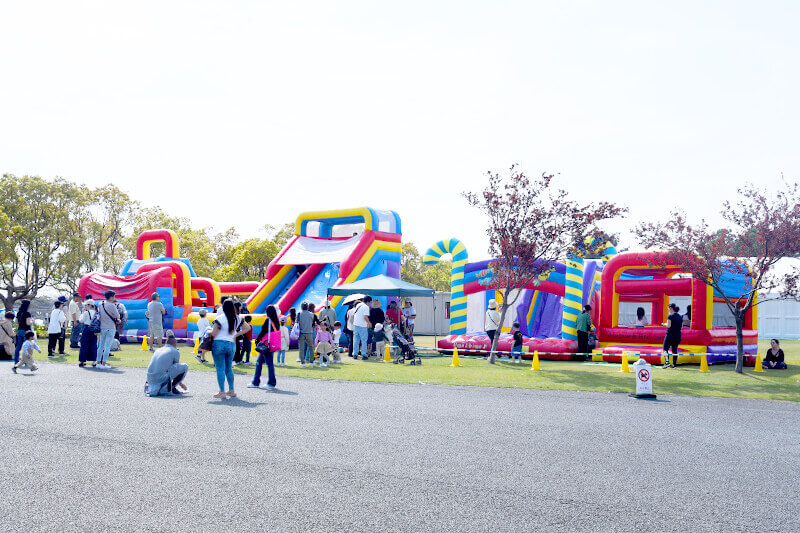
[629,358,657,399]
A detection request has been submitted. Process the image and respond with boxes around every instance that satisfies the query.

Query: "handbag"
[199,332,214,351]
[256,320,281,352]
[289,322,299,341]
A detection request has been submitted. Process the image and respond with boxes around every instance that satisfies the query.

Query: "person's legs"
[171,371,187,390]
[211,344,227,392]
[776,361,788,369]
[48,334,58,356]
[14,331,25,364]
[98,328,115,363]
[511,345,521,362]
[242,337,251,363]
[577,330,588,354]
[297,334,307,364]
[58,330,65,354]
[252,353,265,386]
[266,350,276,387]
[376,341,385,359]
[354,326,368,356]
[70,323,82,348]
[224,345,235,391]
[278,349,285,365]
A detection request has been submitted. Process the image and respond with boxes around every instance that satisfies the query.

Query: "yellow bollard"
[619,352,630,373]
[193,337,200,354]
[450,346,461,367]
[384,343,392,363]
[141,335,148,351]
[754,355,763,372]
[530,351,540,371]
[699,353,710,373]
[251,340,257,357]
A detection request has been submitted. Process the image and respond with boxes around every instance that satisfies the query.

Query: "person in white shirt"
[402,300,417,342]
[68,292,83,349]
[47,301,68,357]
[485,299,501,347]
[332,321,342,363]
[352,296,372,359]
[194,308,210,342]
[146,292,166,351]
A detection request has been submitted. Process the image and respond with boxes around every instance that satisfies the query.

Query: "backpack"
[87,311,101,334]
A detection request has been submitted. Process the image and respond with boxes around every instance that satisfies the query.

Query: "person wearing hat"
[320,300,337,329]
[78,300,98,367]
[485,299,501,353]
[145,330,189,396]
[68,292,83,349]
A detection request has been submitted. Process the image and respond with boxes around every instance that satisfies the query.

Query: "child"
[239,315,253,365]
[195,324,213,363]
[332,321,343,363]
[12,331,40,373]
[277,316,289,367]
[315,322,334,367]
[511,322,523,363]
[372,322,390,360]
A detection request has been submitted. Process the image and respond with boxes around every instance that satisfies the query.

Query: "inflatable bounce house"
[424,240,758,365]
[78,207,401,342]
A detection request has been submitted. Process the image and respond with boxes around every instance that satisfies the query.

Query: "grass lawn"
[32,337,800,402]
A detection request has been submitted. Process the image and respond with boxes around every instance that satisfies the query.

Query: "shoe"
[11,366,16,374]
[296,358,301,363]
[195,355,202,363]
[300,363,305,367]
[226,391,236,398]
[662,364,670,369]
[321,363,327,367]
[361,356,368,361]
[247,383,259,388]
[104,364,112,369]
[259,384,276,390]
[58,352,66,356]
[79,363,85,367]
[48,354,54,358]
[213,392,227,399]
[232,362,238,367]
[92,363,97,367]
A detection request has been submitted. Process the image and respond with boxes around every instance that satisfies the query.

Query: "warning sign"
[635,361,653,395]
[638,368,650,382]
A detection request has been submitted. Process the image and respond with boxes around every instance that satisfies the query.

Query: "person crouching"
[145,330,189,396]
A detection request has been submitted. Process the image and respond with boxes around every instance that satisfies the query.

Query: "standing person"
[297,302,317,367]
[277,316,289,367]
[369,299,385,354]
[13,300,33,365]
[510,322,524,363]
[237,315,253,365]
[315,322,334,367]
[402,300,417,342]
[576,305,593,356]
[662,303,683,369]
[352,296,372,360]
[195,309,210,343]
[248,305,279,390]
[372,322,389,360]
[68,293,83,349]
[764,339,788,369]
[114,300,128,342]
[386,300,400,326]
[47,301,68,357]
[320,300,337,329]
[484,299,501,350]
[332,321,343,363]
[146,292,166,351]
[210,299,247,399]
[344,302,356,357]
[97,290,121,369]
[0,311,16,360]
[145,331,189,396]
[78,300,98,367]
[682,305,692,328]
[232,302,244,365]
[12,331,40,373]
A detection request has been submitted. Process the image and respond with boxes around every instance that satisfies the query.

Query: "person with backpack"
[78,300,99,367]
[97,290,121,369]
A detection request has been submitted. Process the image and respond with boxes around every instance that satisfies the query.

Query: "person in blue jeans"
[352,296,372,359]
[14,299,33,365]
[248,305,279,390]
[210,300,248,399]
[97,291,121,369]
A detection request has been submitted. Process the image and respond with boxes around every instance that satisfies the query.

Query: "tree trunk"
[734,311,744,374]
[0,294,14,312]
[488,303,509,364]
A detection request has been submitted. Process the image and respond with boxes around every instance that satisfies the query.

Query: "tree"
[401,243,452,292]
[635,182,800,373]
[0,174,87,309]
[213,224,295,282]
[465,165,626,363]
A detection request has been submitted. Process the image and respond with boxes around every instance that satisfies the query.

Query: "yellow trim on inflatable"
[294,208,374,235]
[328,240,402,308]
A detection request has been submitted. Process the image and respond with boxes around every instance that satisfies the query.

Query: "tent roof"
[327,275,435,297]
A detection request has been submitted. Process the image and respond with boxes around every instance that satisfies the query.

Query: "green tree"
[401,243,452,292]
[0,174,87,309]
[213,224,295,282]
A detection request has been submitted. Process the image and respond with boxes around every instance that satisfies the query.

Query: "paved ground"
[0,361,798,532]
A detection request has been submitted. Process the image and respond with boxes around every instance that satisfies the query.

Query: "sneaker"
[296,357,301,363]
[662,363,670,369]
[79,363,85,367]
[92,363,97,367]
[226,391,236,398]
[195,354,203,363]
[246,383,259,388]
[300,363,305,367]
[232,362,238,367]
[48,354,54,358]
[212,392,227,399]
[321,363,328,367]
[259,384,276,390]
[11,366,16,374]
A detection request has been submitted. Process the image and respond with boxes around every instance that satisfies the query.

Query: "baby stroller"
[390,326,420,365]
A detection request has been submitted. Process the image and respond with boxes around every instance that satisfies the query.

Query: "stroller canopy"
[327,275,434,298]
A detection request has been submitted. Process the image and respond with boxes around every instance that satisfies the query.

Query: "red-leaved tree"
[636,182,800,373]
[464,165,626,363]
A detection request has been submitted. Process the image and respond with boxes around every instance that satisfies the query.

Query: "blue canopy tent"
[327,275,438,349]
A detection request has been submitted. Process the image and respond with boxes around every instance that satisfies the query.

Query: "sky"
[1,0,799,259]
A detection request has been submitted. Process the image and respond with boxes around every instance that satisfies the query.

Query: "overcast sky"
[2,1,798,259]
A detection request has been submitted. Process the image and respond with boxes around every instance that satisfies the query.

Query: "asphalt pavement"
[0,360,798,532]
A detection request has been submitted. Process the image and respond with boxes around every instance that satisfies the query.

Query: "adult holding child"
[14,300,33,365]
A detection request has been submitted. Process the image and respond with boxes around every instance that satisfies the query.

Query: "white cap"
[375,323,383,331]
[488,299,498,309]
